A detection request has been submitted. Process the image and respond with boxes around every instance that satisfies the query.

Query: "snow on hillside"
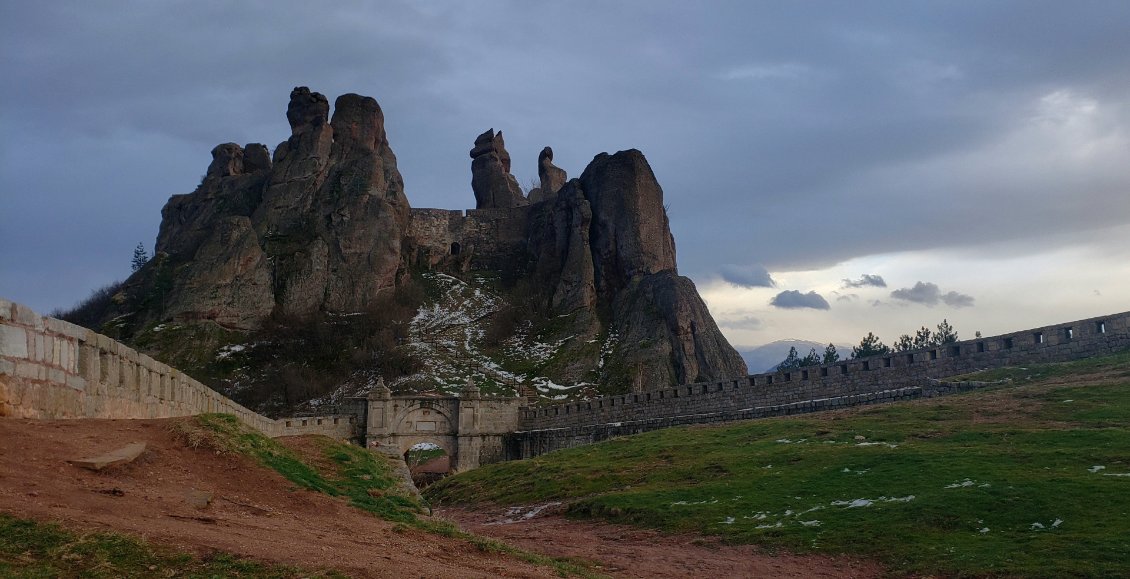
[393,273,589,399]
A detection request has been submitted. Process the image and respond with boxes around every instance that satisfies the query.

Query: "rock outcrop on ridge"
[153,88,409,328]
[526,149,745,387]
[87,87,745,403]
[469,129,527,209]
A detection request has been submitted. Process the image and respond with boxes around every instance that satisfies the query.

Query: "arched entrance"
[403,440,451,486]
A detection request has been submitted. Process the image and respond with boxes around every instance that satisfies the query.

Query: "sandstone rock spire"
[470,129,527,209]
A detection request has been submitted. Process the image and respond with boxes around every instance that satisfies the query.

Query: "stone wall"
[408,206,530,273]
[0,298,360,440]
[363,390,526,469]
[517,311,1130,433]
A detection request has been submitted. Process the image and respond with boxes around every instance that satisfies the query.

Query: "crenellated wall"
[510,311,1130,452]
[0,298,359,440]
[5,294,1128,469]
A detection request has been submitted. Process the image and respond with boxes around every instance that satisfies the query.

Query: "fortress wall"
[519,311,1130,432]
[505,380,989,459]
[0,298,362,439]
[408,206,530,273]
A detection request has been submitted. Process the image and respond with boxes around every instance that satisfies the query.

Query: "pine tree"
[130,242,150,272]
[778,346,801,370]
[894,334,914,352]
[800,347,821,367]
[851,332,890,359]
[822,343,839,365]
[912,326,934,349]
[935,319,959,344]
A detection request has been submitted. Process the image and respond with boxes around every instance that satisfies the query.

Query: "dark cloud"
[890,281,974,308]
[842,274,887,289]
[941,291,975,308]
[719,264,776,288]
[771,290,831,310]
[1,2,1129,314]
[718,315,764,330]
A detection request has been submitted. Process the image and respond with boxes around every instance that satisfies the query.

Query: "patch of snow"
[855,441,898,448]
[832,496,914,508]
[1062,399,1074,403]
[755,521,783,529]
[1088,465,1105,473]
[1102,472,1130,477]
[720,517,735,524]
[800,520,821,527]
[1052,518,1063,528]
[979,527,990,534]
[671,499,719,506]
[216,344,248,360]
[409,442,441,451]
[1030,522,1045,530]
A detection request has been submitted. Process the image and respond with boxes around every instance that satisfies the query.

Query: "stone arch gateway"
[361,380,525,470]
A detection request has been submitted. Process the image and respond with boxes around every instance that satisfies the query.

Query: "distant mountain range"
[738,340,852,374]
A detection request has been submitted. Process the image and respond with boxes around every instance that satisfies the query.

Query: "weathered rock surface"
[526,149,744,385]
[470,129,527,209]
[95,88,744,399]
[534,146,567,203]
[150,87,409,328]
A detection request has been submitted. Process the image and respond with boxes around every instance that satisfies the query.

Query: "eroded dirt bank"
[437,504,884,579]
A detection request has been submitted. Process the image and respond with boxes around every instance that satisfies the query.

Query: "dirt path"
[0,418,557,578]
[437,503,884,578]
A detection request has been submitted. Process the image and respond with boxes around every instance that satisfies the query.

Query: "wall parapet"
[520,311,1130,431]
[0,298,359,439]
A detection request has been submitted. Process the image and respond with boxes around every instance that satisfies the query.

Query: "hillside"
[425,350,1130,578]
[61,87,747,415]
[0,414,882,578]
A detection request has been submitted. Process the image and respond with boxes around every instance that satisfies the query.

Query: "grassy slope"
[0,514,344,578]
[180,414,601,578]
[426,351,1130,578]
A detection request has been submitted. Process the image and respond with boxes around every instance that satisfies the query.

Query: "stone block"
[0,325,29,358]
[66,374,86,392]
[0,358,14,376]
[15,361,43,380]
[13,303,43,329]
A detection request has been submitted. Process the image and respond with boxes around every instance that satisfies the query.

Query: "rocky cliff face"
[94,87,744,405]
[525,149,745,386]
[153,88,409,328]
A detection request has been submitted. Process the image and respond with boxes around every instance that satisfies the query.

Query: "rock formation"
[93,87,744,401]
[469,129,527,209]
[529,146,567,204]
[151,87,409,328]
[526,149,745,386]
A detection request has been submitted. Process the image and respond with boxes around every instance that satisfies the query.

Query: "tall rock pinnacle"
[470,129,527,209]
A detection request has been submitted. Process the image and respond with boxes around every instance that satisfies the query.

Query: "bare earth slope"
[0,417,884,578]
[439,505,883,579]
[0,418,554,578]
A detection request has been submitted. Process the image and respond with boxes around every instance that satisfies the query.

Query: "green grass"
[426,350,1130,578]
[181,414,424,523]
[0,513,344,578]
[181,414,601,577]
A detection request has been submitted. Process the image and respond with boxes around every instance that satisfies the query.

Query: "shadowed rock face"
[530,146,567,204]
[470,129,527,209]
[128,89,744,392]
[153,87,410,328]
[527,148,746,385]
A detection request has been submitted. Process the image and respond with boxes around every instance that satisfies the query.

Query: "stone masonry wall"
[518,311,1130,434]
[0,298,358,440]
[408,206,530,273]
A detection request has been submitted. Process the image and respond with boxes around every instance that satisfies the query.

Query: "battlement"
[518,311,1130,432]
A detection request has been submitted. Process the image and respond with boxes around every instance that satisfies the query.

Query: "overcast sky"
[2,1,1128,349]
